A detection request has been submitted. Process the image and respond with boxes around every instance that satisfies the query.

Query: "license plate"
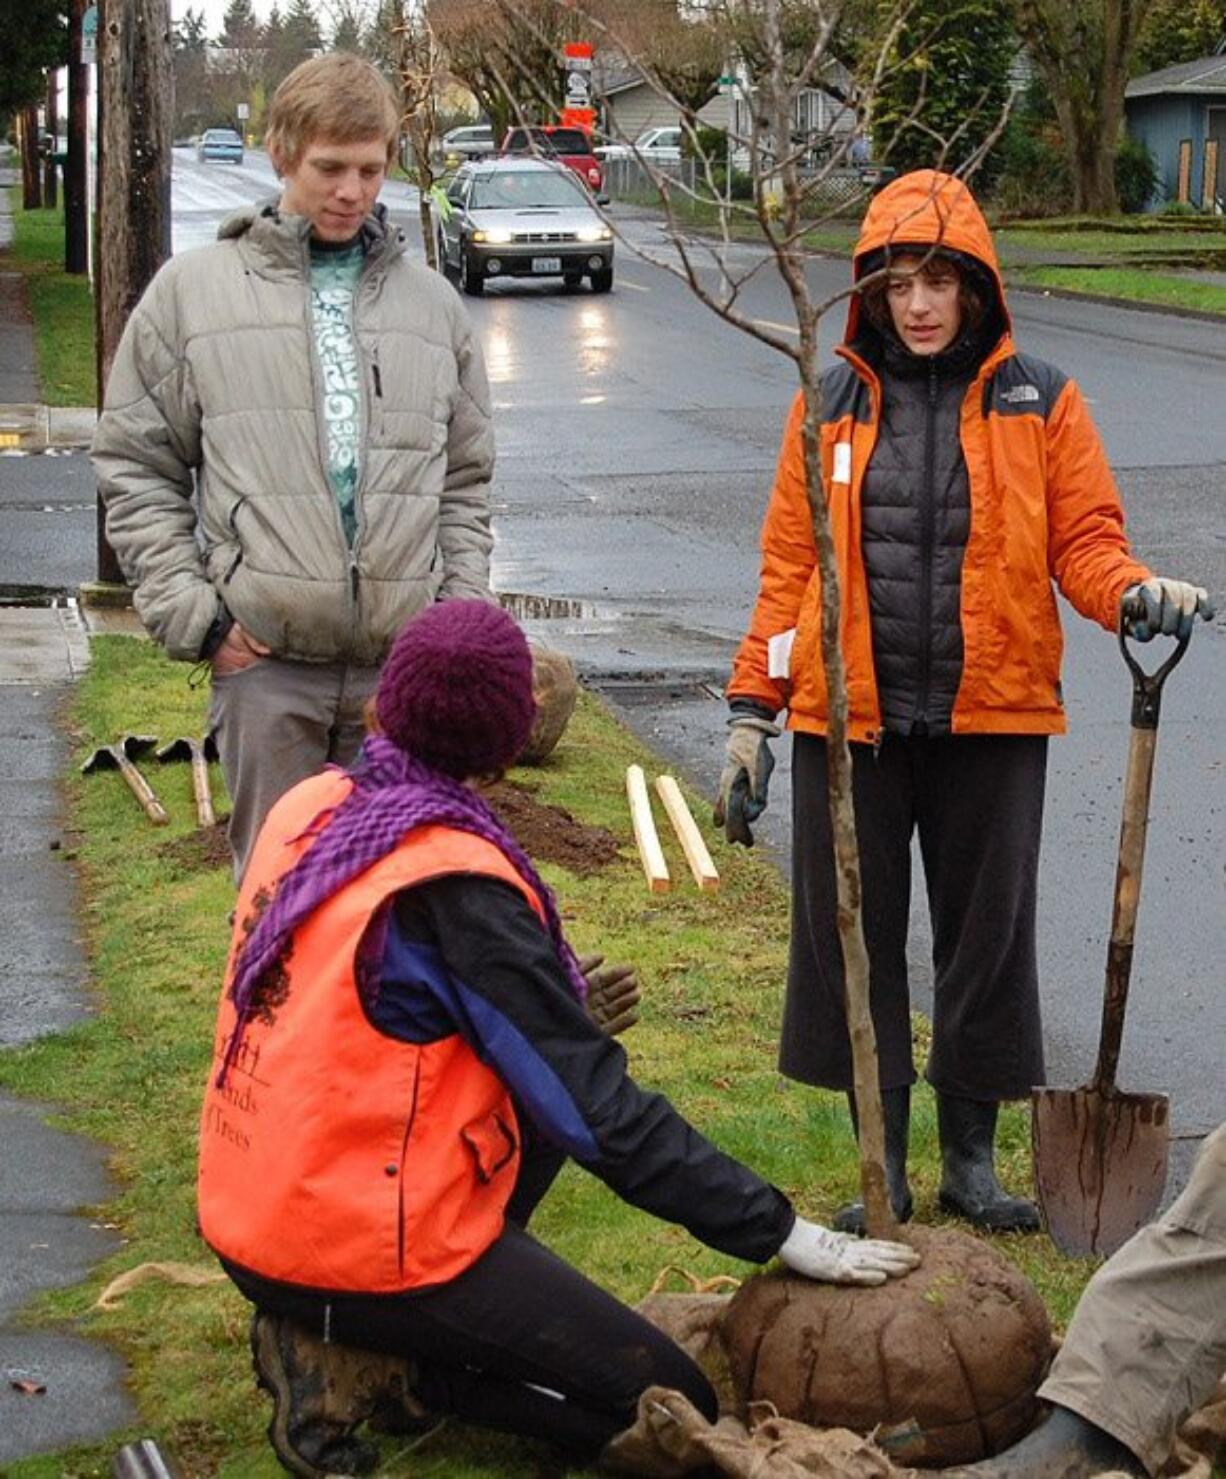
[532,257,562,273]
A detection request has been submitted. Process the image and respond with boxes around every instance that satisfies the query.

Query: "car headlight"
[577,225,613,243]
[472,228,512,245]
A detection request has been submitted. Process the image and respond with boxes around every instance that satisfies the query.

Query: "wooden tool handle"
[190,750,215,828]
[116,753,169,825]
[1092,724,1156,1093]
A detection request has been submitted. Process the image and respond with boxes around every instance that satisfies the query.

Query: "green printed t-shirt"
[309,238,365,545]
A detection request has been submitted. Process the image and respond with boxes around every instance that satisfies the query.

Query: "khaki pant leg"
[1039,1124,1226,1475]
[208,659,346,884]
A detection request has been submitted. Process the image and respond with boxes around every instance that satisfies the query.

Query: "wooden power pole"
[94,0,173,584]
[20,106,43,210]
[44,71,59,211]
[65,0,89,275]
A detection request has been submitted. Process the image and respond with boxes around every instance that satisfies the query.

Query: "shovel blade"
[1032,1086,1169,1258]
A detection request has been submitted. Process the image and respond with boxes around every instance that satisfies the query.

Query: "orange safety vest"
[729,170,1150,742]
[198,770,541,1293]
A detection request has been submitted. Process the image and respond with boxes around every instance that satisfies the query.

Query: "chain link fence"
[600,155,881,218]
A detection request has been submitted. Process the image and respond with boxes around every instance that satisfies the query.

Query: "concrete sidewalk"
[0,154,136,1462]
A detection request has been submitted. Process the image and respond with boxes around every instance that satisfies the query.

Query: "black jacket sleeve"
[388,876,795,1264]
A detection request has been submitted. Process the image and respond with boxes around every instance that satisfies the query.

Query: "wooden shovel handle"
[1092,620,1190,1094]
[190,748,215,828]
[116,752,170,825]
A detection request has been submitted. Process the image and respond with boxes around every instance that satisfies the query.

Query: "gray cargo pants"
[207,657,380,883]
[1040,1123,1226,1474]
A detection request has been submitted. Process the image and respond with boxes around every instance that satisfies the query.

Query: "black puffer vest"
[860,326,989,735]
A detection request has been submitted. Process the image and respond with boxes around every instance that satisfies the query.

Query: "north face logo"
[1000,384,1040,404]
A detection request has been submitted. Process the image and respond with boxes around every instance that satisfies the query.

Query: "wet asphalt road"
[4,149,1221,1195]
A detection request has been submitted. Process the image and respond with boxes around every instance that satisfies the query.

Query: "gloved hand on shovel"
[579,954,641,1037]
[778,1216,920,1287]
[714,700,780,847]
[1121,578,1214,642]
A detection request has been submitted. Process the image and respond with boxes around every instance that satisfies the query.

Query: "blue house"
[1124,53,1226,211]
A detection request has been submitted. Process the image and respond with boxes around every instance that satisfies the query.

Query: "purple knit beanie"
[375,600,537,778]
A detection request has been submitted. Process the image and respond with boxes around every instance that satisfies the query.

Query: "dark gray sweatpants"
[207,657,380,884]
[779,731,1048,1101]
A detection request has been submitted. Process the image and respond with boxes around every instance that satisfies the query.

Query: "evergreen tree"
[871,0,1016,179]
[0,0,67,120]
[221,0,262,50]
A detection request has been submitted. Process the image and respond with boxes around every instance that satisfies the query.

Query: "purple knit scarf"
[217,734,588,1085]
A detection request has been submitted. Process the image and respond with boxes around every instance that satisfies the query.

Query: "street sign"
[236,102,250,120]
[81,5,98,65]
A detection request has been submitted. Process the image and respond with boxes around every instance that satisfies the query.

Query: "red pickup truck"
[501,125,604,193]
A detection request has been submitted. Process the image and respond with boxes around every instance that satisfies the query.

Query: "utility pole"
[20,106,43,209]
[44,71,59,211]
[94,0,173,584]
[66,0,89,274]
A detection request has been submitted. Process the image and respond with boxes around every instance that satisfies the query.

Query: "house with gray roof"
[1124,52,1226,211]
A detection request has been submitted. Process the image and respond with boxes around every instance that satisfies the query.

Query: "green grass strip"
[0,637,1097,1476]
[7,196,97,407]
[1015,265,1226,316]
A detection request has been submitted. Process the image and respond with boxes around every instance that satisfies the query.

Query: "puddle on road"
[498,591,601,620]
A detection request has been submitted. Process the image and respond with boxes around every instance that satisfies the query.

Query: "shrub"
[1115,135,1159,214]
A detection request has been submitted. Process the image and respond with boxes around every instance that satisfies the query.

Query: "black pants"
[779,732,1047,1101]
[226,1131,718,1456]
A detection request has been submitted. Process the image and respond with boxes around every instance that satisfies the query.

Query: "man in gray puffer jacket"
[92,53,494,880]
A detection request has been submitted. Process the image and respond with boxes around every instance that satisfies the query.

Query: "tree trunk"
[96,0,173,581]
[798,386,897,1242]
[66,0,89,274]
[20,107,43,210]
[44,72,59,210]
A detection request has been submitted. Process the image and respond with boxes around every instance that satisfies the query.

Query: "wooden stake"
[626,765,670,893]
[655,775,719,892]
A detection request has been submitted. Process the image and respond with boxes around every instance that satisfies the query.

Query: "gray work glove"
[579,954,641,1037]
[1122,577,1214,642]
[778,1216,920,1287]
[713,706,780,847]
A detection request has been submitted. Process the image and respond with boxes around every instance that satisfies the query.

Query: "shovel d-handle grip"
[1118,602,1191,729]
[1092,615,1190,1095]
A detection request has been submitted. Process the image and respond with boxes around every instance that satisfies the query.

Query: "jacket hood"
[217,198,405,277]
[843,169,1011,350]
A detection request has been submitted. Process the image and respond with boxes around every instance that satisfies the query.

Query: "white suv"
[597,126,683,163]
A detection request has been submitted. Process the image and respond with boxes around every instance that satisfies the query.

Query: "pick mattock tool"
[156,735,219,828]
[81,735,169,825]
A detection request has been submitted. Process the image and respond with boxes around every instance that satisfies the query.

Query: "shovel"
[81,735,169,826]
[156,735,219,829]
[1031,610,1190,1257]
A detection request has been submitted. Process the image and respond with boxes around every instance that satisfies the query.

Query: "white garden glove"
[777,1216,920,1286]
[713,706,780,847]
[1122,578,1214,642]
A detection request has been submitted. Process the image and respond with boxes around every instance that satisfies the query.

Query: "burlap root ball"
[721,1226,1052,1468]
[517,643,579,765]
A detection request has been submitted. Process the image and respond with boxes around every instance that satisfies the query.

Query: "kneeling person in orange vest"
[197,599,919,1477]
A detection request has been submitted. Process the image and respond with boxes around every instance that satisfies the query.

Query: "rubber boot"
[250,1312,388,1476]
[946,1404,1147,1477]
[936,1093,1040,1233]
[832,1085,914,1235]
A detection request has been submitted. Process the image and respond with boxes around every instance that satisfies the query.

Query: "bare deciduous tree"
[496,0,1013,1240]
[387,0,447,268]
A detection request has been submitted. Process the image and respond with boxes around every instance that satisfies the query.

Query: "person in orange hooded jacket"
[715,170,1213,1235]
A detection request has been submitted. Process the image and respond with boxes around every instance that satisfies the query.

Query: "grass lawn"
[6,195,96,407]
[1013,265,1226,316]
[0,638,1099,1477]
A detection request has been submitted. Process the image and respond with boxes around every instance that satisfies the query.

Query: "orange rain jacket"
[728,170,1151,742]
[198,770,538,1294]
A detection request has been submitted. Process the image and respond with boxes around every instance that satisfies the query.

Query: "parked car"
[596,125,683,164]
[500,125,603,193]
[197,128,244,164]
[439,124,497,164]
[436,157,613,297]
